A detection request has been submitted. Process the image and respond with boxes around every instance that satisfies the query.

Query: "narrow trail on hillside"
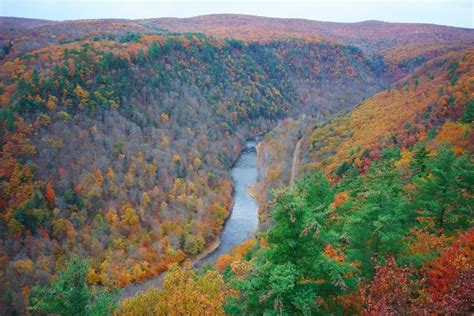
[289,138,303,185]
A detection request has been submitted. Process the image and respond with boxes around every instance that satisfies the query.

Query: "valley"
[0,13,472,315]
[122,136,261,299]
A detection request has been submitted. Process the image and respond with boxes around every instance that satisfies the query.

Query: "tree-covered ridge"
[0,30,390,313]
[382,43,471,79]
[147,15,474,51]
[0,19,160,59]
[303,48,474,180]
[3,15,474,60]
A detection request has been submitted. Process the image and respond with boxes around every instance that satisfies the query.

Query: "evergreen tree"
[335,161,351,177]
[336,164,362,197]
[461,99,474,123]
[409,142,429,177]
[29,257,118,316]
[137,49,147,65]
[148,41,160,59]
[412,146,474,232]
[345,158,409,277]
[228,172,355,315]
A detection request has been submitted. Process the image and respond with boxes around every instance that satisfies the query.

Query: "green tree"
[14,190,48,234]
[335,161,351,177]
[461,99,474,123]
[412,146,474,232]
[228,171,355,315]
[29,257,118,315]
[345,157,409,277]
[410,142,429,177]
[148,41,160,59]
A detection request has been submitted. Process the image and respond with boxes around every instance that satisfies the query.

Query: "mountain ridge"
[2,14,473,59]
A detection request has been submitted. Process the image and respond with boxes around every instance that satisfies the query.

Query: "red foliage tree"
[44,181,56,209]
[362,257,414,315]
[424,229,474,314]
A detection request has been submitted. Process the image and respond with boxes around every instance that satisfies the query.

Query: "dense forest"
[237,49,474,315]
[0,14,473,315]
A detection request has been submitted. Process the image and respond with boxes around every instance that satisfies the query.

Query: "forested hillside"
[0,15,472,315]
[302,49,474,179]
[219,48,473,315]
[0,22,390,314]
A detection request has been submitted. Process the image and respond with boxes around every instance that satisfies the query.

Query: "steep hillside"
[0,31,388,313]
[0,15,472,315]
[207,49,474,315]
[251,48,473,237]
[382,43,468,78]
[151,15,474,78]
[301,48,474,179]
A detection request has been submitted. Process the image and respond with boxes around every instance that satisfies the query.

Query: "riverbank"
[121,137,261,299]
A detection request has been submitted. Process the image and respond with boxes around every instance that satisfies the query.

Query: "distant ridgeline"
[0,15,473,315]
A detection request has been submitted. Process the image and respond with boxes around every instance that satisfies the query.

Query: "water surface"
[195,138,260,267]
[122,138,260,298]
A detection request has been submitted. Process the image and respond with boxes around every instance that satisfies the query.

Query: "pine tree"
[412,146,474,232]
[461,99,474,123]
[228,171,355,315]
[30,257,91,315]
[345,158,409,277]
[410,143,429,177]
[148,41,160,59]
[29,257,118,315]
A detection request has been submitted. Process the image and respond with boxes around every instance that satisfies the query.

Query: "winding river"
[121,137,261,299]
[195,137,260,268]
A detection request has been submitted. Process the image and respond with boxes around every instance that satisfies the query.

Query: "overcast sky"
[1,0,472,28]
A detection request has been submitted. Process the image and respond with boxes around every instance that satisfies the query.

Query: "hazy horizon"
[1,0,472,28]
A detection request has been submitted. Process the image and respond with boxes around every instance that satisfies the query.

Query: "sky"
[1,0,473,28]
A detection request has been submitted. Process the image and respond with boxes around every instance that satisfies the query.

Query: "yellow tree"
[116,262,226,316]
[156,262,226,315]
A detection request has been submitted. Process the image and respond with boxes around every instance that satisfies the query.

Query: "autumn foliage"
[0,14,472,315]
[117,262,226,316]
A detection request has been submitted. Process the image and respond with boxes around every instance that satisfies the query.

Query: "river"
[121,137,261,299]
[195,137,260,268]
